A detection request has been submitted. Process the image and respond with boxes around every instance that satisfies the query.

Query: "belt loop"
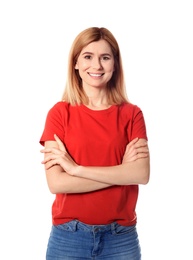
[71,219,78,231]
[111,222,116,234]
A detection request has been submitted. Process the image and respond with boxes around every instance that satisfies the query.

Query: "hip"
[46,220,141,259]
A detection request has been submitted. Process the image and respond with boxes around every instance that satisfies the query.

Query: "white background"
[0,0,193,259]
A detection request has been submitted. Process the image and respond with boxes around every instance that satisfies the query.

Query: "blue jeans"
[46,220,141,259]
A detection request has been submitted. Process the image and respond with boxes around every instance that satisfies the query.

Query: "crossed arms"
[40,135,150,194]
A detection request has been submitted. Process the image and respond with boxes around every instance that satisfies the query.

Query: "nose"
[91,57,102,69]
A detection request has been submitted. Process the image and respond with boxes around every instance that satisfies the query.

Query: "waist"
[54,219,136,233]
[75,220,116,232]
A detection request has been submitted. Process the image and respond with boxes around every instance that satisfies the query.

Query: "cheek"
[76,60,90,71]
[106,64,115,74]
[81,61,90,70]
[105,61,115,72]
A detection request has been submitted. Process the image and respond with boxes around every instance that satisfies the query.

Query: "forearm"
[46,167,112,194]
[75,157,150,185]
[42,138,150,192]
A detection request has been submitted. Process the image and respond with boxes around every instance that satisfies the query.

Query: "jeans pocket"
[113,223,136,236]
[54,220,77,232]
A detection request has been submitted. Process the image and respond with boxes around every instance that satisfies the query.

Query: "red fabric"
[40,102,148,226]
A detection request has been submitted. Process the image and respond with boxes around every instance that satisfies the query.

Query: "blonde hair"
[62,27,129,105]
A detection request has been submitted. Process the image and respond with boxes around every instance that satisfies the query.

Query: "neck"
[84,86,110,110]
[86,102,111,110]
[87,94,111,110]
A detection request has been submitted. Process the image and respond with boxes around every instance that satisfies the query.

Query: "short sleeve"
[130,106,148,141]
[39,102,66,146]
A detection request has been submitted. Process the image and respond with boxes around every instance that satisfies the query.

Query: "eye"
[101,56,110,61]
[84,55,92,60]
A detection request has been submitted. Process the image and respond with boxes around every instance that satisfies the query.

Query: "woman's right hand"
[41,134,79,175]
[122,138,149,164]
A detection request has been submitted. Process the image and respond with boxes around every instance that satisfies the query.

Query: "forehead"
[81,39,113,54]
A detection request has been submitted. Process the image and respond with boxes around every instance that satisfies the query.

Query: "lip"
[88,73,104,77]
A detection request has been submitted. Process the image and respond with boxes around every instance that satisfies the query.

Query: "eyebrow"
[81,51,112,57]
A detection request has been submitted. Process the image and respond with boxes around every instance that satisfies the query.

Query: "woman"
[40,27,150,260]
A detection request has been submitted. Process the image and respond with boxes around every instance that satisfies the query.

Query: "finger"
[125,142,148,156]
[54,134,66,152]
[41,154,56,164]
[125,138,138,153]
[129,137,139,146]
[135,152,149,159]
[40,148,56,154]
[40,147,62,154]
[123,152,148,163]
[43,159,58,170]
[135,142,148,149]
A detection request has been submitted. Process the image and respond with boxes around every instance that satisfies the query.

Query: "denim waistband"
[62,220,117,233]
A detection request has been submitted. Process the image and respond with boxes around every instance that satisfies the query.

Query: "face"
[75,39,115,90]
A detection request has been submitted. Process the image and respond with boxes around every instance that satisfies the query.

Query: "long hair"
[62,27,129,105]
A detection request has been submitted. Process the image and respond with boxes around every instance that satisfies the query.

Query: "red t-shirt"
[40,101,148,226]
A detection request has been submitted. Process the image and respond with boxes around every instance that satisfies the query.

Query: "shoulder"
[44,101,71,123]
[48,101,70,114]
[120,103,148,140]
[51,101,70,110]
[119,102,143,117]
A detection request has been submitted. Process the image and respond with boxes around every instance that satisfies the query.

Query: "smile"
[88,73,104,77]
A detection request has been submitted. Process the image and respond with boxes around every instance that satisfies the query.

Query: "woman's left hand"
[40,134,78,175]
[122,138,149,164]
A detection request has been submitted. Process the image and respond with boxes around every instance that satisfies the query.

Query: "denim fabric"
[46,220,141,259]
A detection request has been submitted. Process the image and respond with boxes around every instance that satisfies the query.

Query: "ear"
[75,63,78,69]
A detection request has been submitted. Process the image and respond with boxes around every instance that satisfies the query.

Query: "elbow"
[48,186,68,194]
[48,184,58,194]
[140,175,150,185]
[140,167,150,185]
[140,157,150,185]
[48,179,74,194]
[47,180,68,194]
[46,171,70,194]
[48,183,70,194]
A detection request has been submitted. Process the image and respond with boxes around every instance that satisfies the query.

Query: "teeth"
[89,73,102,77]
